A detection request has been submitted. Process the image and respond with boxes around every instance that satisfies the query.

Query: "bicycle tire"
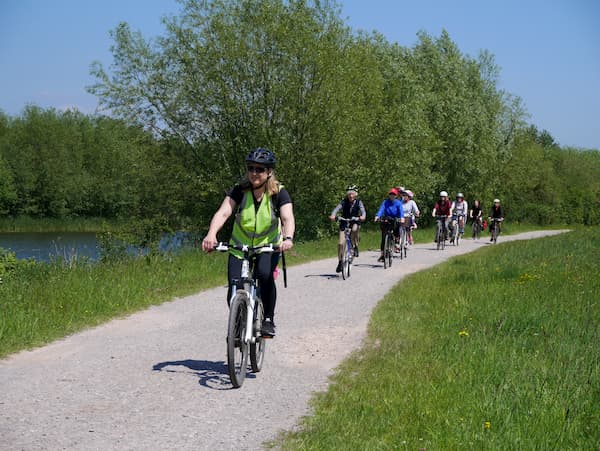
[250,299,266,373]
[341,240,347,280]
[398,227,405,260]
[436,222,442,251]
[386,232,393,268]
[383,233,389,269]
[345,238,352,278]
[472,222,479,239]
[441,225,446,250]
[227,293,249,388]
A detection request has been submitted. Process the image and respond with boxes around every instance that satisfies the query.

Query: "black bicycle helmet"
[245,147,276,168]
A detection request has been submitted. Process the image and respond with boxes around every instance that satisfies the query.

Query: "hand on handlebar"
[202,235,218,253]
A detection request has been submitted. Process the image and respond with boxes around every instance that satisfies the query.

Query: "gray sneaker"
[261,319,276,337]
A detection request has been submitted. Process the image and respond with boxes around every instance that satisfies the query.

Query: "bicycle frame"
[216,243,277,345]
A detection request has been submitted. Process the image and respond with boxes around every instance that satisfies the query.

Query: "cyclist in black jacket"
[329,185,366,272]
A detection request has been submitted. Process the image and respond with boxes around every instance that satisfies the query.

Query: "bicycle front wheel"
[383,233,390,269]
[398,227,405,260]
[343,243,351,279]
[386,233,393,268]
[340,240,347,280]
[227,293,249,388]
[250,299,266,373]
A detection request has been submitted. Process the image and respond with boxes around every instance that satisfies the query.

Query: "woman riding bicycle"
[469,199,483,237]
[401,189,420,245]
[450,192,468,242]
[202,148,295,337]
[488,198,504,241]
[329,185,366,272]
[432,191,453,242]
[374,188,404,262]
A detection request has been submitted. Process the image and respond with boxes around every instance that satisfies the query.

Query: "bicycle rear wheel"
[250,299,266,373]
[227,293,249,388]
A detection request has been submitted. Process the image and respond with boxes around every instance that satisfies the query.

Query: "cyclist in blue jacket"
[374,187,405,262]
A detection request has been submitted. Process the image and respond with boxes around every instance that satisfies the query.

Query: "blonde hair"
[240,170,280,196]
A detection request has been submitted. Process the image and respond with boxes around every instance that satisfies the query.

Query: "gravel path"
[0,230,568,450]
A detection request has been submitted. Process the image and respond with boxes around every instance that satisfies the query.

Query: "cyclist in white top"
[451,192,468,240]
[401,190,420,245]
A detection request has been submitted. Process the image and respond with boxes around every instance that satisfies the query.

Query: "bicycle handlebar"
[213,242,280,253]
[337,217,360,222]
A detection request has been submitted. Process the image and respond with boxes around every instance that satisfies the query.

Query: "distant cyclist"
[374,188,404,261]
[401,189,420,245]
[488,198,504,241]
[451,192,468,242]
[469,199,483,237]
[202,148,295,338]
[329,185,366,272]
[432,191,453,242]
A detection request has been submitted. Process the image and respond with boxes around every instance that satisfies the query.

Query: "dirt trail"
[0,230,568,450]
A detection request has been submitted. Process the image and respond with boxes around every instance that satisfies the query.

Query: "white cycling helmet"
[440,191,448,197]
[457,192,464,198]
[493,198,500,203]
[405,190,414,198]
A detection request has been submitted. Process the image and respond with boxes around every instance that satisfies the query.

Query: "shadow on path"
[153,359,249,390]
[303,273,339,279]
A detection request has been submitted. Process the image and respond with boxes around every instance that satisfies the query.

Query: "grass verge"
[275,228,599,450]
[0,222,577,359]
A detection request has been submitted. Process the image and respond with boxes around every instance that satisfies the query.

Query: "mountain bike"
[213,242,278,388]
[489,218,503,243]
[435,215,448,250]
[337,217,358,280]
[380,217,398,268]
[471,216,483,239]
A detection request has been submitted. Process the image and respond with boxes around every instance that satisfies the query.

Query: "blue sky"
[1,0,598,149]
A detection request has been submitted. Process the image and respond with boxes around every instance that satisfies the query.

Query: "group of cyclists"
[201,147,505,338]
[329,186,504,269]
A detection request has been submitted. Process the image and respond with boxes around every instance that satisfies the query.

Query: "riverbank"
[0,216,126,233]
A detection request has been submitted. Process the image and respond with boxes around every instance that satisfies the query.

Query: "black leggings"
[227,252,280,320]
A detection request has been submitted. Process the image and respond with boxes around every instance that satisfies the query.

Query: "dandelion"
[484,421,491,429]
[459,330,469,337]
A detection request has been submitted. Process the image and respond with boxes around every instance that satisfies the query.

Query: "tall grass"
[277,228,599,449]
[0,249,227,358]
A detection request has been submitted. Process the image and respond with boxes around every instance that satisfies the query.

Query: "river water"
[0,232,100,262]
[0,232,195,262]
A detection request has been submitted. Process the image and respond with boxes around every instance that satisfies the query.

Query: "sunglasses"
[247,165,267,174]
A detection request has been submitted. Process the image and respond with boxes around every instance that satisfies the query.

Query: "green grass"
[0,222,569,358]
[276,228,600,450]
